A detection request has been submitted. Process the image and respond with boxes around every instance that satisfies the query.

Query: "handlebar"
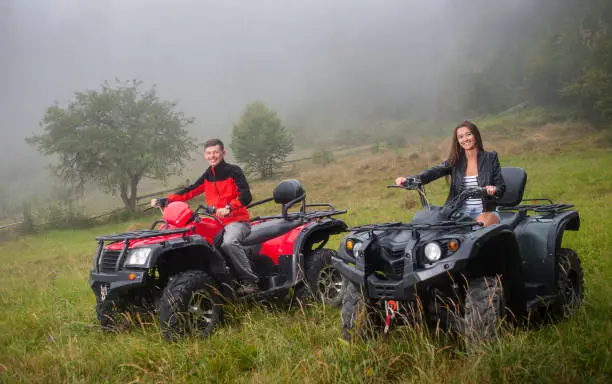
[387,177,423,191]
[441,187,488,219]
[193,205,223,224]
[387,177,429,210]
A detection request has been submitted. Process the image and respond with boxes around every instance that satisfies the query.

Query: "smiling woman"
[395,120,506,227]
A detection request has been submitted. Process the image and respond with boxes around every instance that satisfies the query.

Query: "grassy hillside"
[0,124,611,383]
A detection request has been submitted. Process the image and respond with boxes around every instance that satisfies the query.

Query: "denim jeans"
[461,206,501,222]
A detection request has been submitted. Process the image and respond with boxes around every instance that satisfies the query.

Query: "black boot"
[236,281,259,296]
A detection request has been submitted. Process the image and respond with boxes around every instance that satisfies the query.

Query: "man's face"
[204,145,225,167]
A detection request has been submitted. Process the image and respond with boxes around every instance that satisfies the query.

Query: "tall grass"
[1,134,611,382]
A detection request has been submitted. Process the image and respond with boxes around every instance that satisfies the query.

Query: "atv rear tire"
[341,281,381,342]
[554,248,584,319]
[460,276,505,345]
[297,248,346,307]
[158,270,224,340]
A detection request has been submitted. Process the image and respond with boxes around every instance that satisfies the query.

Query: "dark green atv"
[333,167,584,343]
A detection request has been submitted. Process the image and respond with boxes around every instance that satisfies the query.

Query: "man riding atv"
[152,138,259,295]
[92,169,348,339]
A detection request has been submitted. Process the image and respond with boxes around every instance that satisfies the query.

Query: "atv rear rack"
[250,204,347,222]
[498,202,574,214]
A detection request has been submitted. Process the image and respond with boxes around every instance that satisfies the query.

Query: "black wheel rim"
[318,265,343,301]
[187,290,216,330]
[562,271,581,311]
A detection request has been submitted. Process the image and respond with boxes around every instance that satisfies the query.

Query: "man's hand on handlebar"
[215,207,230,217]
[395,177,407,186]
[150,198,169,208]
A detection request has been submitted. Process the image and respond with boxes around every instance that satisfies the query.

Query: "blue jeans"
[462,207,501,222]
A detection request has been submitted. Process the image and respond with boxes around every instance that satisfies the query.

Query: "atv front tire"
[460,276,505,345]
[297,248,346,307]
[341,281,381,342]
[96,296,130,332]
[158,270,224,340]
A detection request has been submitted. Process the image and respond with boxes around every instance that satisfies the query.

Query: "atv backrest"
[273,179,306,204]
[495,167,527,207]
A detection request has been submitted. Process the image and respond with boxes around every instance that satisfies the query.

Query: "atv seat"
[495,167,527,207]
[241,179,307,246]
[241,219,303,246]
[495,167,527,229]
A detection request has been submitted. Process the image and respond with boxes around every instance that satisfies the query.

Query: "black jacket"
[416,150,506,212]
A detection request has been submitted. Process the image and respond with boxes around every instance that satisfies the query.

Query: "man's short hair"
[204,138,224,151]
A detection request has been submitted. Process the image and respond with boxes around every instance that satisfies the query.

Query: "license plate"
[100,284,108,301]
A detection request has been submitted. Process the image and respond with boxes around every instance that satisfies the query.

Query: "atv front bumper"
[89,269,147,300]
[332,256,464,301]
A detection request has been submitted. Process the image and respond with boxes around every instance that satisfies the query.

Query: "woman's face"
[456,126,476,151]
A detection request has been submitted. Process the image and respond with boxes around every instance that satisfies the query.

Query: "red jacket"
[167,161,252,225]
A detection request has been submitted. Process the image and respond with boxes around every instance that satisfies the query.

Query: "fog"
[0,0,538,198]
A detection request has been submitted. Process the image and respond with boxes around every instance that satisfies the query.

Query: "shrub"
[312,148,335,166]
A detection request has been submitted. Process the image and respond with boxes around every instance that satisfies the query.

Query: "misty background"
[1,0,550,203]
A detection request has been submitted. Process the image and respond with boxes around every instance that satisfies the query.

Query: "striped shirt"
[463,175,483,213]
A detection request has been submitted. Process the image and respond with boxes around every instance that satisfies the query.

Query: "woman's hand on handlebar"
[395,177,407,186]
[483,185,497,196]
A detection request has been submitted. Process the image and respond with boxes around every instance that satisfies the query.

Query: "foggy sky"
[0,0,538,194]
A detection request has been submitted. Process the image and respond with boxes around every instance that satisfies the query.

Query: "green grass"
[1,147,611,383]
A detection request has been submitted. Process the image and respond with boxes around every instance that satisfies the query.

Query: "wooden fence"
[0,186,181,238]
[0,143,375,238]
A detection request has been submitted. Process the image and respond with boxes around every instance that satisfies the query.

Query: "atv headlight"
[124,248,152,267]
[352,242,364,258]
[424,242,442,262]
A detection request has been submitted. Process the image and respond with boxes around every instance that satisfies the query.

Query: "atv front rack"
[95,227,192,242]
[349,220,479,233]
[93,227,193,273]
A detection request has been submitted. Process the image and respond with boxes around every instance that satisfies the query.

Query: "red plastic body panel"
[258,222,313,264]
[106,203,223,250]
[192,218,224,245]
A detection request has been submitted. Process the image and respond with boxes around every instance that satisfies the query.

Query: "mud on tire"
[158,270,224,340]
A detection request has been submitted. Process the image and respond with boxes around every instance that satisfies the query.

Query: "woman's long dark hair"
[447,120,484,167]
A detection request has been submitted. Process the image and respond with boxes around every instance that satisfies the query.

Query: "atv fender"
[461,225,525,312]
[513,209,580,297]
[292,218,348,283]
[549,210,579,255]
[149,234,231,282]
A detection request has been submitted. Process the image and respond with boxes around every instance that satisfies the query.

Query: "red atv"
[88,179,348,339]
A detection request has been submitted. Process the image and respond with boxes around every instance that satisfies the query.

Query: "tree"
[230,101,294,179]
[0,187,10,220]
[27,79,197,212]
